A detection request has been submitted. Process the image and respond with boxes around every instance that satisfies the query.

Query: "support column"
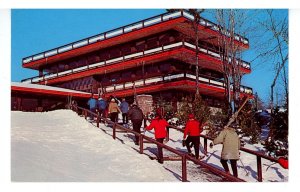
[39,69,43,77]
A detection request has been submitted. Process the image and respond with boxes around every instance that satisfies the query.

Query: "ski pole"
[199,141,208,156]
[265,162,277,171]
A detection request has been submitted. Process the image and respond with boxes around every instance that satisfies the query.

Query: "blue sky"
[11,9,288,104]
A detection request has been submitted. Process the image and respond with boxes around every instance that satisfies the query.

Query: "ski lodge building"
[12,10,253,111]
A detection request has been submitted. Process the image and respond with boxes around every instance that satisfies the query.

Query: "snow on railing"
[23,41,250,84]
[23,10,248,65]
[103,73,252,95]
[184,42,250,69]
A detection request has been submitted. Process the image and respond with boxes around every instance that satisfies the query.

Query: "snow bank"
[11,110,176,182]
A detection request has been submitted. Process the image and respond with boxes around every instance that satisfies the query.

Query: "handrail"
[22,10,249,65]
[167,124,277,162]
[21,41,250,83]
[74,106,244,182]
[167,124,278,182]
[74,99,279,182]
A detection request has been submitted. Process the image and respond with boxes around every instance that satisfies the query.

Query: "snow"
[11,110,175,182]
[11,82,90,95]
[11,110,288,182]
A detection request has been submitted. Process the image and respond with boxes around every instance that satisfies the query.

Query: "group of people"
[87,93,133,124]
[87,93,145,144]
[183,113,241,177]
[87,93,245,177]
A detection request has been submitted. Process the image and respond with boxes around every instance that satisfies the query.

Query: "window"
[136,40,145,51]
[159,34,170,45]
[147,37,158,49]
[110,48,121,58]
[122,45,131,55]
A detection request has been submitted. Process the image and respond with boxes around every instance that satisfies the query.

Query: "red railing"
[21,41,251,84]
[74,106,244,182]
[73,106,278,182]
[167,125,279,182]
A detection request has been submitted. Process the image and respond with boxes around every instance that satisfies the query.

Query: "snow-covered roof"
[11,82,91,98]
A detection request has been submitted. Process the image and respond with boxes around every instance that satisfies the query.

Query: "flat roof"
[11,82,91,99]
[22,11,249,69]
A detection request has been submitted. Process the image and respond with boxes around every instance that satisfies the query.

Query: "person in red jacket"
[146,112,169,164]
[183,114,204,159]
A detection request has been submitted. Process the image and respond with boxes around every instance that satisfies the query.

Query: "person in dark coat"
[183,114,205,159]
[146,112,169,164]
[128,104,144,145]
[120,98,129,124]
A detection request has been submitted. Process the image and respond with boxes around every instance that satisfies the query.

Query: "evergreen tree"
[206,102,229,138]
[177,94,211,128]
[193,94,211,125]
[237,99,261,144]
[265,106,288,157]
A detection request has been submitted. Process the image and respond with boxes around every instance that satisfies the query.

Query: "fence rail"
[167,125,278,182]
[73,106,246,182]
[73,105,279,182]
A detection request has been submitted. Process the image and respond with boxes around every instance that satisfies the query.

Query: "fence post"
[204,138,207,154]
[182,154,187,182]
[113,123,116,140]
[257,156,262,182]
[84,110,87,120]
[139,135,144,154]
[96,114,100,128]
[143,118,147,129]
[167,127,170,141]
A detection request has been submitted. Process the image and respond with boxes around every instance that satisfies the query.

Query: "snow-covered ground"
[11,110,288,182]
[11,110,175,182]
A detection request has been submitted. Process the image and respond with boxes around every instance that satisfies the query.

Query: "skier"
[87,93,97,120]
[210,125,240,177]
[108,98,121,123]
[182,114,205,159]
[146,111,169,164]
[128,103,144,145]
[97,94,107,123]
[120,98,129,124]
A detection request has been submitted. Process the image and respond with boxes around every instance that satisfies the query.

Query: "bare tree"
[167,9,204,96]
[251,10,288,111]
[214,9,250,115]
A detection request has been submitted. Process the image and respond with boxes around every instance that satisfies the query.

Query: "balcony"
[22,41,251,84]
[22,10,249,67]
[102,72,253,98]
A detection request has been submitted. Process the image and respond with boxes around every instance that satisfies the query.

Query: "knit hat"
[188,114,195,119]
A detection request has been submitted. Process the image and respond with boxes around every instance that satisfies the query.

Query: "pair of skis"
[225,96,250,127]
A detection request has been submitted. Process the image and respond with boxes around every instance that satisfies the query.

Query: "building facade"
[20,11,253,110]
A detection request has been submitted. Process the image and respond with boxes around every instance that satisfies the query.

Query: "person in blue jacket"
[97,95,107,122]
[120,98,129,124]
[87,93,97,120]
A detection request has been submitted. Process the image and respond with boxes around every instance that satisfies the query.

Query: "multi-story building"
[18,10,253,111]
